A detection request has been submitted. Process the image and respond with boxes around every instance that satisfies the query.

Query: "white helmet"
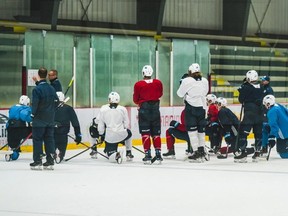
[108,92,120,103]
[206,94,217,104]
[56,91,65,102]
[246,70,258,82]
[19,95,30,106]
[142,65,153,77]
[216,97,227,107]
[263,94,275,109]
[188,63,201,73]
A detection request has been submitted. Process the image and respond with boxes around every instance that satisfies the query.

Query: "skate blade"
[217,155,228,159]
[126,157,133,162]
[252,158,259,163]
[54,156,62,164]
[143,160,152,165]
[30,166,43,171]
[91,155,98,159]
[5,154,12,162]
[43,165,54,170]
[163,155,176,159]
[234,158,247,163]
[189,159,203,163]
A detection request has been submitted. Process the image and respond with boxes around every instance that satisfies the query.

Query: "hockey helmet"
[246,70,258,82]
[188,63,201,73]
[216,97,227,107]
[19,95,30,106]
[206,94,217,104]
[56,91,65,102]
[108,92,120,103]
[263,94,275,109]
[142,65,153,77]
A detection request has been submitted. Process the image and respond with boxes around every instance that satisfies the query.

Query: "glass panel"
[92,35,155,107]
[75,35,90,107]
[157,40,171,106]
[172,39,210,105]
[0,34,24,108]
[25,31,74,105]
[92,34,111,106]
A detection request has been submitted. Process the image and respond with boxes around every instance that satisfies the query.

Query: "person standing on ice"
[234,70,263,162]
[97,92,134,163]
[177,63,209,162]
[133,65,163,164]
[30,67,58,170]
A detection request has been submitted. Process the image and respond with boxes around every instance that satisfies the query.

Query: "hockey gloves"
[268,136,276,148]
[74,134,82,144]
[224,133,232,144]
[170,120,180,128]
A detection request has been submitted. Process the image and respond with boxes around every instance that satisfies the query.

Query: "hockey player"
[234,70,264,162]
[98,92,134,163]
[205,94,222,153]
[259,75,274,156]
[54,92,82,162]
[133,65,163,164]
[6,95,32,160]
[177,63,209,162]
[261,95,288,159]
[162,109,192,159]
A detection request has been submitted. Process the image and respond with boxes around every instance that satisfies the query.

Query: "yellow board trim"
[2,134,255,153]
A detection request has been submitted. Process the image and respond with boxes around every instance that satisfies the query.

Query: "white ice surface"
[0,142,287,216]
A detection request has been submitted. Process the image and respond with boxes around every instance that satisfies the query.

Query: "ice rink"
[0,142,287,216]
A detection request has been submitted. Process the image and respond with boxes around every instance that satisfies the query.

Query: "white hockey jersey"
[177,76,209,108]
[97,104,130,143]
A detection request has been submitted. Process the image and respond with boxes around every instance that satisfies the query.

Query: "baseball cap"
[261,76,270,82]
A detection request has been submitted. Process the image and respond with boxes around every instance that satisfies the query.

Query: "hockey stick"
[132,145,158,164]
[266,146,272,161]
[132,146,145,154]
[234,104,244,151]
[0,143,8,151]
[66,135,108,161]
[64,76,74,96]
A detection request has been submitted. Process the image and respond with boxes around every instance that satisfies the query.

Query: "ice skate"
[142,150,152,165]
[155,149,163,165]
[115,152,123,164]
[188,151,202,163]
[89,144,98,159]
[162,149,176,159]
[54,152,63,164]
[90,150,98,159]
[259,146,268,158]
[30,161,43,170]
[43,160,54,170]
[198,146,209,162]
[126,150,134,162]
[252,151,260,163]
[234,150,247,163]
